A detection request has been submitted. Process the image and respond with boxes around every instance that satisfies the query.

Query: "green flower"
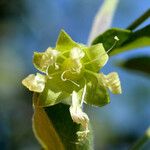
[22,30,121,138]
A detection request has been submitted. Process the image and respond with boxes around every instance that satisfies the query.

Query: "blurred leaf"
[118,56,150,75]
[130,127,150,150]
[88,0,119,44]
[33,93,93,150]
[92,25,150,56]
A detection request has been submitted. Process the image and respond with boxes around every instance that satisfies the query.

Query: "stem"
[127,9,150,30]
[130,127,150,150]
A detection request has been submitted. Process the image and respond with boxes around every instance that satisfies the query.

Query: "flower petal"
[33,47,60,73]
[69,91,89,129]
[22,73,46,92]
[99,72,122,94]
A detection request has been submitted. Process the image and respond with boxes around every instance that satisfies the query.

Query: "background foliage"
[0,0,150,149]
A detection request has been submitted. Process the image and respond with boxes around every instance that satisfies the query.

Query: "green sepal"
[84,72,110,107]
[55,30,80,52]
[37,72,85,107]
[84,43,108,72]
[38,89,72,107]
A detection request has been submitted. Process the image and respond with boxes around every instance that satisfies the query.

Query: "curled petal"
[69,91,89,134]
[33,48,60,73]
[99,72,122,94]
[22,73,46,92]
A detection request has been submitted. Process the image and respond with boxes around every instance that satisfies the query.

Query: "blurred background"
[0,0,150,149]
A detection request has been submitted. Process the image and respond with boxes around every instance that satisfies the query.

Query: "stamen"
[54,63,59,70]
[61,70,80,87]
[68,79,80,87]
[45,65,53,79]
[105,36,119,54]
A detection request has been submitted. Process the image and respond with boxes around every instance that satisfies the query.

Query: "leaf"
[118,56,150,75]
[32,93,65,150]
[56,30,80,52]
[92,25,150,56]
[33,93,94,150]
[92,28,132,51]
[110,25,150,56]
[44,103,93,150]
[88,0,119,44]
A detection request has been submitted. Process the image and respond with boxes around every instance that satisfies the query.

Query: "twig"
[127,9,150,30]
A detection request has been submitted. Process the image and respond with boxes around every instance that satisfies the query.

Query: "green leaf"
[118,56,150,75]
[33,93,94,150]
[56,30,80,52]
[110,25,150,56]
[92,28,132,51]
[84,43,108,72]
[32,93,65,150]
[92,25,150,56]
[88,0,119,44]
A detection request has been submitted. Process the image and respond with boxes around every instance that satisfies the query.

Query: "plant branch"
[130,127,150,150]
[127,9,150,30]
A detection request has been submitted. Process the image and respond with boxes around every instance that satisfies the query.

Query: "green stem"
[127,9,150,30]
[130,127,150,150]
